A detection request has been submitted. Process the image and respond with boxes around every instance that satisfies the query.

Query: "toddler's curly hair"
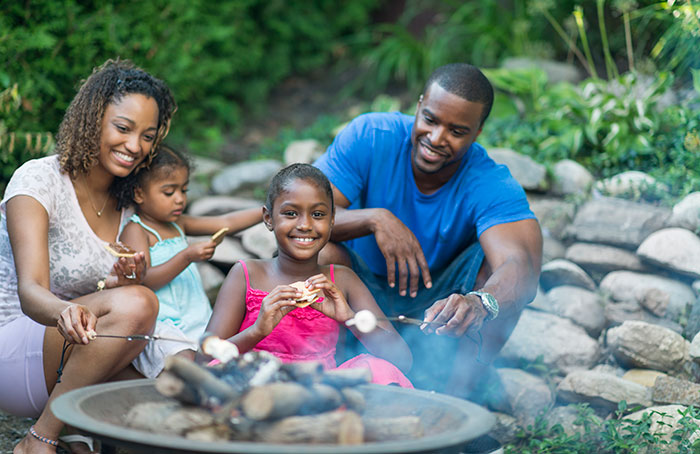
[56,58,177,179]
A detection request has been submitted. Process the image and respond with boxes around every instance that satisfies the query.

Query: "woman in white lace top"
[0,59,176,454]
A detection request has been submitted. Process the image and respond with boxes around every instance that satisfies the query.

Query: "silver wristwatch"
[467,291,499,321]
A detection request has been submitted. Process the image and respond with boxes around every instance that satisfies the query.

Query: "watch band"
[467,290,499,321]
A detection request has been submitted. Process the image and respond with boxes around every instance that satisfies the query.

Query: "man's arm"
[423,218,542,336]
[328,184,432,297]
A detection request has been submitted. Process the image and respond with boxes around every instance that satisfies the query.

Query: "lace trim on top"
[245,288,325,320]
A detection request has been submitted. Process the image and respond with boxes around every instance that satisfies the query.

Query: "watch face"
[475,291,498,320]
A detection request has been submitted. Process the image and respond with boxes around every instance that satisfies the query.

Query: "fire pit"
[52,379,494,454]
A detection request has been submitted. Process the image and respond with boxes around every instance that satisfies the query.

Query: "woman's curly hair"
[56,58,177,179]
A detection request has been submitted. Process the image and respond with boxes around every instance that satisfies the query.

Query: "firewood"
[155,371,199,406]
[184,423,231,443]
[321,368,372,388]
[163,355,240,407]
[340,387,366,412]
[300,383,343,414]
[363,416,424,441]
[125,402,214,435]
[253,410,363,444]
[279,361,324,385]
[241,382,312,420]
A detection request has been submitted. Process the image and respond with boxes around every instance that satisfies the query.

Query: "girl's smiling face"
[264,178,334,262]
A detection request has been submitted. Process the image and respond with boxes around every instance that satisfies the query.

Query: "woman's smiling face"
[97,93,159,178]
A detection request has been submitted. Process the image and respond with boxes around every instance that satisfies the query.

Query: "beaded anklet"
[29,425,59,447]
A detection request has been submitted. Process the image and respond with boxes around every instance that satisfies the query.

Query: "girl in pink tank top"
[206,164,412,387]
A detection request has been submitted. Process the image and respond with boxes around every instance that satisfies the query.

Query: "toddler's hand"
[253,285,299,336]
[305,274,353,323]
[185,241,217,263]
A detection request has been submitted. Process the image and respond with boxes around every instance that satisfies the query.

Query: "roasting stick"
[87,330,197,347]
[345,309,448,333]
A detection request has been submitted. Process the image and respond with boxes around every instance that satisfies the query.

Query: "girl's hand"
[57,303,98,345]
[253,285,299,337]
[306,274,354,323]
[185,240,217,263]
[106,251,147,288]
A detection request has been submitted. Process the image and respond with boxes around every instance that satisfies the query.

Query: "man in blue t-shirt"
[315,63,542,398]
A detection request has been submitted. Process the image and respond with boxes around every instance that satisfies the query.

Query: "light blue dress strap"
[128,213,163,242]
[170,222,186,239]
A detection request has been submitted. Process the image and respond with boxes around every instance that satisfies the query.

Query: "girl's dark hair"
[56,58,177,179]
[265,163,334,213]
[112,144,190,209]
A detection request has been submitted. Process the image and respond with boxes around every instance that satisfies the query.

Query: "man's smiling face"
[410,82,485,179]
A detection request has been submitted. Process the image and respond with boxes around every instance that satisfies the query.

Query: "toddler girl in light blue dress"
[116,145,261,377]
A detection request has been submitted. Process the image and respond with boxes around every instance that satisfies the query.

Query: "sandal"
[58,434,99,454]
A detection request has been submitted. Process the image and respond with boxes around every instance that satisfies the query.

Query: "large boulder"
[599,271,694,322]
[566,198,670,249]
[637,228,700,279]
[488,148,548,192]
[668,191,700,232]
[557,370,652,410]
[606,321,689,373]
[500,310,600,374]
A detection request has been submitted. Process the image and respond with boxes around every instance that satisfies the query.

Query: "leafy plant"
[0,0,380,157]
[0,84,53,194]
[481,67,700,201]
[506,403,700,453]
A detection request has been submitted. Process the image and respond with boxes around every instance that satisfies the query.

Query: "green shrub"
[0,0,379,158]
[481,67,700,201]
[0,84,53,194]
[506,403,700,453]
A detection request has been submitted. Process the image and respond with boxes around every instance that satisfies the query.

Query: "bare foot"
[13,434,57,454]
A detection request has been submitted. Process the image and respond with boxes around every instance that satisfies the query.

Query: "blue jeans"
[340,242,485,391]
[346,241,484,318]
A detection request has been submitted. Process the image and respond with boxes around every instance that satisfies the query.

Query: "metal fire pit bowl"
[52,379,495,454]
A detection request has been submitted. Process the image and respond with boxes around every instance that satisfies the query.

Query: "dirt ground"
[0,412,32,454]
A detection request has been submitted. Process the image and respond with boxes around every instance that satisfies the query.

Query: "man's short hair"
[422,63,494,126]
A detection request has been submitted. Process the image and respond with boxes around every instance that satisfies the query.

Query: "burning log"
[126,402,215,435]
[240,382,312,420]
[252,410,364,444]
[340,387,366,412]
[279,361,324,385]
[161,356,240,407]
[148,344,396,446]
[363,416,424,441]
[321,368,372,388]
[240,382,345,421]
[155,371,200,406]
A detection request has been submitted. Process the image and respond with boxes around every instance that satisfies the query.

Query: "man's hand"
[373,209,432,298]
[422,293,489,337]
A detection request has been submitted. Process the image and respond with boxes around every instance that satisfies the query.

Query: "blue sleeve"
[314,115,374,204]
[473,165,536,237]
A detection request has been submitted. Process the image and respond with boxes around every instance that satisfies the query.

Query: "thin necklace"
[82,174,109,217]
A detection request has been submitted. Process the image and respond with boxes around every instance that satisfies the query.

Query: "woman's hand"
[105,251,147,288]
[57,303,98,345]
[252,285,298,337]
[306,273,354,323]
